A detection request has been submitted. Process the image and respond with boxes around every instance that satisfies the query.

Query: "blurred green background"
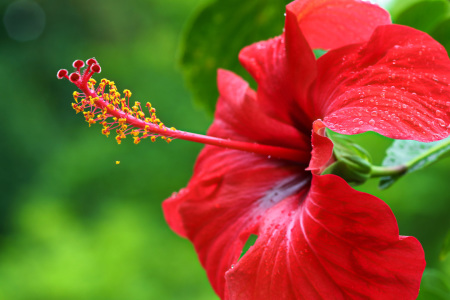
[0,0,448,299]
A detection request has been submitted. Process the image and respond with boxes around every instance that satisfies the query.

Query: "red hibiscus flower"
[162,0,450,299]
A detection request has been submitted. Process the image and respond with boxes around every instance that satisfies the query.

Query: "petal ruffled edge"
[163,145,309,298]
[225,174,425,300]
[312,24,450,142]
[238,8,316,131]
[287,0,391,50]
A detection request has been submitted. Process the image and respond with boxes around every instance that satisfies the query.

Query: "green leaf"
[389,0,450,52]
[391,0,450,33]
[417,269,450,300]
[379,137,450,189]
[431,18,450,52]
[440,230,450,261]
[179,0,290,114]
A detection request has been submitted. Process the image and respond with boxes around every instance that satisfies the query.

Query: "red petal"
[312,25,450,141]
[215,69,311,151]
[239,10,316,131]
[225,174,425,300]
[163,146,309,298]
[307,120,334,174]
[163,68,313,297]
[287,0,391,50]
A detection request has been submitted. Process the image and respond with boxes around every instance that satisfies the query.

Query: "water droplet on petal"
[369,119,375,126]
[371,111,378,116]
[436,118,446,127]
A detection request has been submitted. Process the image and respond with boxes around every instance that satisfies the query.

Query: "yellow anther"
[72,103,83,113]
[70,76,171,147]
[73,91,80,102]
[102,128,110,137]
[124,89,132,97]
[89,97,99,105]
[116,161,120,165]
[118,118,127,125]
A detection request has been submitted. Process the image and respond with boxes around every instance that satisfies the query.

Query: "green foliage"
[239,234,258,259]
[441,231,450,261]
[179,0,290,113]
[1,0,450,299]
[431,18,450,51]
[390,0,450,51]
[379,137,450,189]
[0,0,217,299]
[417,269,450,300]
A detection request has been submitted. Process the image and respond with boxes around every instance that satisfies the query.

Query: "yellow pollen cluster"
[71,78,176,145]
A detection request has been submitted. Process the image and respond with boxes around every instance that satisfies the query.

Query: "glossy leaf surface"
[379,136,450,189]
[179,0,289,113]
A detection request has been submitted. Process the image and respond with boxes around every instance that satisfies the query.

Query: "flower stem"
[403,137,450,169]
[370,165,407,178]
[370,137,450,178]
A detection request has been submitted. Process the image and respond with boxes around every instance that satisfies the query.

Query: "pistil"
[58,59,310,163]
